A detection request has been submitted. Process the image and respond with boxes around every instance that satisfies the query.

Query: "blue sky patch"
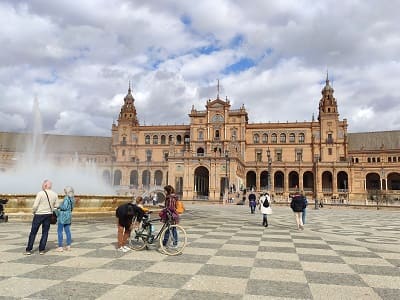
[223,57,255,74]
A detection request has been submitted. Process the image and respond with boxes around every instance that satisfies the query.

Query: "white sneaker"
[117,247,129,253]
[123,246,131,251]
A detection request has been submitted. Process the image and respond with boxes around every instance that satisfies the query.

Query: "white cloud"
[0,0,400,137]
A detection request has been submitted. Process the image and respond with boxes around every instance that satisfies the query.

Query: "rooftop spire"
[217,79,220,99]
[128,80,131,94]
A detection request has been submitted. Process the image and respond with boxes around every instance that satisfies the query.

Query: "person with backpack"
[248,192,257,214]
[259,192,272,227]
[290,192,307,230]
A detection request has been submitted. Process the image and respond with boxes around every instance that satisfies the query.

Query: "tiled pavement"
[0,204,399,299]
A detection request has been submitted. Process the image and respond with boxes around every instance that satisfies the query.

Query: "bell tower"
[118,82,139,126]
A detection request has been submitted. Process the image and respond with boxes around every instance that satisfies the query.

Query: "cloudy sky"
[1,0,399,137]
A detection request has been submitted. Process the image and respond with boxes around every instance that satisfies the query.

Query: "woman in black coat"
[290,194,306,230]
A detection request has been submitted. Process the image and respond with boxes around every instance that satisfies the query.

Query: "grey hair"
[64,186,74,197]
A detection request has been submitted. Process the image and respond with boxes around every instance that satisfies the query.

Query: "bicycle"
[128,210,187,256]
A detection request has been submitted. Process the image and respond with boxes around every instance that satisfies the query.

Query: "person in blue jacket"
[55,186,75,252]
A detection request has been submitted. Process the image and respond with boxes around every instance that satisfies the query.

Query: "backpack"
[176,200,185,214]
[263,199,270,208]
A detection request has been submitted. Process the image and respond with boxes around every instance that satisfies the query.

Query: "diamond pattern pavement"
[0,204,399,299]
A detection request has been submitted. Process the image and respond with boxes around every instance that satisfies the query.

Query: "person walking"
[248,192,257,214]
[116,201,144,252]
[160,185,179,247]
[25,179,58,255]
[290,192,307,230]
[55,186,75,252]
[259,192,272,227]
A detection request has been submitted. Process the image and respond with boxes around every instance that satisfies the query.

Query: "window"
[289,133,295,143]
[256,151,262,162]
[146,150,152,162]
[253,134,260,144]
[377,157,380,163]
[388,157,392,162]
[161,135,166,144]
[163,151,169,161]
[367,157,371,163]
[176,135,182,144]
[231,129,237,141]
[145,135,150,144]
[327,133,333,144]
[280,133,286,143]
[197,148,205,156]
[296,149,302,161]
[262,133,268,143]
[328,148,332,155]
[372,157,376,163]
[121,136,127,145]
[198,130,204,141]
[153,135,158,144]
[215,129,220,140]
[271,133,277,143]
[299,133,305,143]
[276,151,282,162]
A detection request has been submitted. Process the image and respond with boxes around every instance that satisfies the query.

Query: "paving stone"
[0,204,399,299]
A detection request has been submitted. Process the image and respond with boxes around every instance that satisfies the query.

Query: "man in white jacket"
[259,192,272,227]
[25,179,58,255]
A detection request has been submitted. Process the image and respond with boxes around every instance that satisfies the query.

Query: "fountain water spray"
[0,98,115,195]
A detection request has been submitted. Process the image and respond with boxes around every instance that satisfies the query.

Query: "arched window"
[289,133,295,143]
[153,135,158,144]
[262,133,268,143]
[161,135,166,144]
[271,133,277,143]
[253,134,260,144]
[145,135,150,144]
[299,133,305,143]
[280,133,286,143]
[176,135,182,144]
[198,130,204,140]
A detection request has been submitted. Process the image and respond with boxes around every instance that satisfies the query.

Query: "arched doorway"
[142,170,151,188]
[260,171,268,190]
[194,166,209,198]
[274,171,284,192]
[246,171,256,190]
[113,170,122,186]
[387,172,400,190]
[154,170,163,186]
[337,171,349,191]
[289,171,299,191]
[130,170,138,187]
[102,170,111,185]
[303,171,314,192]
[322,171,333,192]
[366,173,380,190]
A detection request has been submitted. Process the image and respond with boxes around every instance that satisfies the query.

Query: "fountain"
[0,98,129,220]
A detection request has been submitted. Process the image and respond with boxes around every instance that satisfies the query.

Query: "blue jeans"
[302,208,306,225]
[163,226,178,246]
[26,214,51,252]
[57,222,72,247]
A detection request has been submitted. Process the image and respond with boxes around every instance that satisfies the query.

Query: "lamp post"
[313,155,319,209]
[136,158,140,190]
[267,148,272,191]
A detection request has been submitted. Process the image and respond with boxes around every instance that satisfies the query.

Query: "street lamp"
[267,148,271,191]
[136,158,140,189]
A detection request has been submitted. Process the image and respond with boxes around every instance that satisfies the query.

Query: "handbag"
[44,190,57,225]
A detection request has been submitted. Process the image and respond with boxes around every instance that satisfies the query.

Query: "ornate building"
[1,77,400,203]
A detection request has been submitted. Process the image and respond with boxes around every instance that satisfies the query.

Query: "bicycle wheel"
[128,230,147,251]
[159,224,187,255]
